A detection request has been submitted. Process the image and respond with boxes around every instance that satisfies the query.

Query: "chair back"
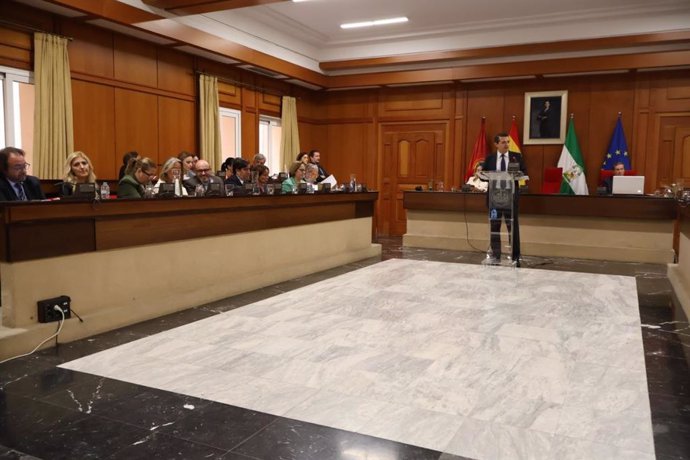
[599,169,638,185]
[542,167,563,194]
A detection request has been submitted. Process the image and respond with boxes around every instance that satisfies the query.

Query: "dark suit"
[313,163,330,183]
[0,175,46,201]
[224,175,244,188]
[483,151,527,263]
[183,175,224,195]
[603,176,614,194]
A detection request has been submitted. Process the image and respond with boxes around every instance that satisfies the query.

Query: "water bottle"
[100,181,110,200]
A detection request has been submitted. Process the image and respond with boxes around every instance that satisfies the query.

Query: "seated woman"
[253,164,270,193]
[118,157,157,198]
[154,157,188,196]
[465,162,488,192]
[60,151,97,197]
[118,151,138,180]
[178,151,195,180]
[281,161,306,193]
[296,152,309,165]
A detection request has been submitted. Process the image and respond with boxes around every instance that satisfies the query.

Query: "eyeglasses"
[141,169,155,177]
[197,168,211,174]
[10,163,30,171]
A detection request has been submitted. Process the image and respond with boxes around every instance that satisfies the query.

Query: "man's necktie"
[500,154,506,172]
[15,182,27,201]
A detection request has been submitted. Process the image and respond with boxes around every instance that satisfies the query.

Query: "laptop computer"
[612,175,645,195]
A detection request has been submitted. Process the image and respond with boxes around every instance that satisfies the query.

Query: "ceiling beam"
[142,0,289,16]
[320,30,690,71]
[325,50,690,88]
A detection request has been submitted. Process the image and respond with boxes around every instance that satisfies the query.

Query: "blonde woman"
[60,151,97,197]
[154,157,188,196]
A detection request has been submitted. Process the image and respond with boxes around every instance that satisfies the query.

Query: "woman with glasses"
[60,151,98,197]
[154,157,188,196]
[117,157,157,198]
[281,162,306,193]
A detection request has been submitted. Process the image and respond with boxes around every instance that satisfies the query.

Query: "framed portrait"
[523,90,568,144]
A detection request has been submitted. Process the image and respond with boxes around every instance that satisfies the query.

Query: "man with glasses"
[183,159,224,195]
[0,147,45,201]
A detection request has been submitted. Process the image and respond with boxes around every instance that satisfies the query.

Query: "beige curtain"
[280,96,300,172]
[33,32,74,179]
[199,74,221,171]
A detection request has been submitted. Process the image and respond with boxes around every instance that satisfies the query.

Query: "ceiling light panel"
[341,17,408,29]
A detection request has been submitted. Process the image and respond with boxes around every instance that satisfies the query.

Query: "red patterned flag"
[466,118,487,181]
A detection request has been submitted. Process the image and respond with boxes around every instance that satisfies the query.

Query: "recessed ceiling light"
[341,17,408,29]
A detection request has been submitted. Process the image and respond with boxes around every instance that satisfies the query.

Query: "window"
[219,107,241,163]
[0,66,34,166]
[259,115,282,173]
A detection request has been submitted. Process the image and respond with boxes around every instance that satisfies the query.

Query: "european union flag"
[602,117,631,170]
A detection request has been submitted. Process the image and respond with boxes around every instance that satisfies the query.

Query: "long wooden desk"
[0,193,380,359]
[403,192,677,263]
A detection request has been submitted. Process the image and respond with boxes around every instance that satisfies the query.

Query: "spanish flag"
[509,117,522,154]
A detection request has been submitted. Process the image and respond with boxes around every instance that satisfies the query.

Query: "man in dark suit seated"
[483,132,527,266]
[308,149,330,183]
[603,161,625,194]
[0,146,46,201]
[225,158,250,189]
[183,159,224,195]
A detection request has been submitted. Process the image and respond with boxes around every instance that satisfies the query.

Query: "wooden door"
[380,124,446,236]
[656,115,690,188]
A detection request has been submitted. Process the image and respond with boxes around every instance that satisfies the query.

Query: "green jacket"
[117,175,144,199]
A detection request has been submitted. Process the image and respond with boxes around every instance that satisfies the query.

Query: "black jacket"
[0,175,46,201]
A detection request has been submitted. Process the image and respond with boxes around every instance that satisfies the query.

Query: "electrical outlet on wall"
[37,295,72,323]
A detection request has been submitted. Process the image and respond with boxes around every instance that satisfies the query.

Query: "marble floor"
[1,238,689,459]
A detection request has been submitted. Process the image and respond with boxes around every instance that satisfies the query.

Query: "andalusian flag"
[558,118,589,195]
[508,117,521,154]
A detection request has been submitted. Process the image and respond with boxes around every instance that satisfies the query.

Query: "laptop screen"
[612,175,645,195]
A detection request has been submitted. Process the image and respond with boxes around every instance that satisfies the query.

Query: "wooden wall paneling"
[380,131,393,235]
[378,86,453,121]
[451,86,467,188]
[157,47,195,96]
[72,80,116,179]
[62,21,114,79]
[257,91,281,115]
[158,96,196,161]
[0,2,54,34]
[0,27,32,69]
[465,88,502,162]
[218,81,241,107]
[676,126,690,180]
[326,123,371,186]
[325,90,376,120]
[241,87,258,158]
[654,73,690,111]
[113,35,158,88]
[114,88,159,163]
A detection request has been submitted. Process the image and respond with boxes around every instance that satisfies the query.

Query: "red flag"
[508,117,522,153]
[466,118,487,181]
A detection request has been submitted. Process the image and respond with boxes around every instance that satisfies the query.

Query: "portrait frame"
[523,90,568,145]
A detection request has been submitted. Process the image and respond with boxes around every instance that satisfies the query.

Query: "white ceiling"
[128,0,690,74]
[15,0,690,77]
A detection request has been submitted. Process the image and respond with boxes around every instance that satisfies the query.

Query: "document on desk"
[322,175,337,186]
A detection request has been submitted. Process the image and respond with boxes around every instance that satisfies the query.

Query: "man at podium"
[483,132,527,265]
